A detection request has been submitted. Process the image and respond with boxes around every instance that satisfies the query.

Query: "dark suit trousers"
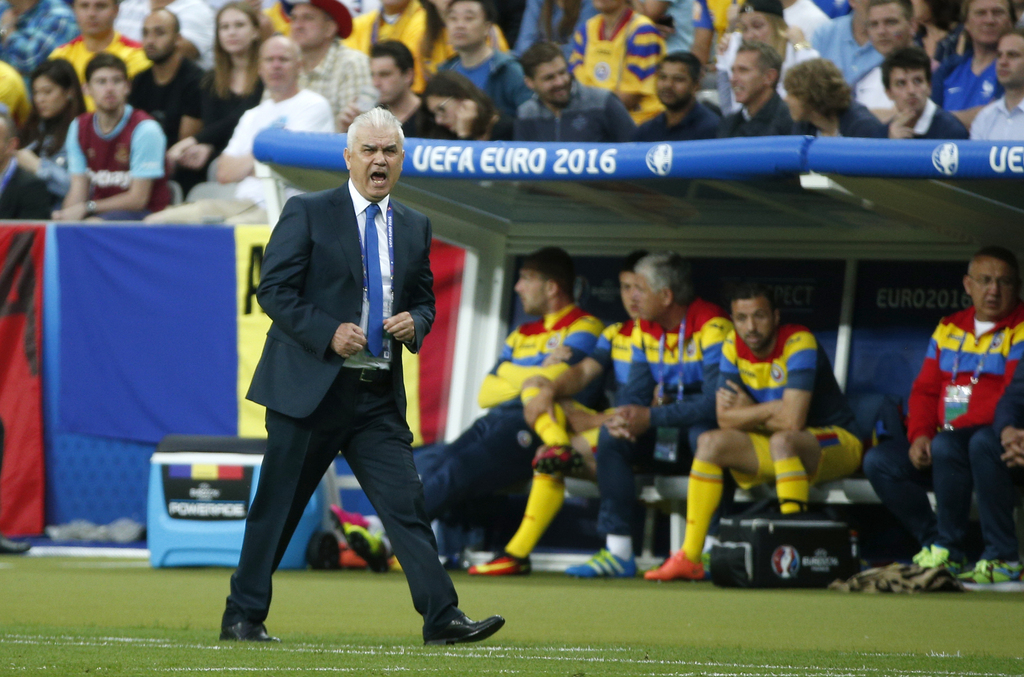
[223,369,462,637]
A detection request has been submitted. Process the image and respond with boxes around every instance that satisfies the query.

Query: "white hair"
[346,107,405,151]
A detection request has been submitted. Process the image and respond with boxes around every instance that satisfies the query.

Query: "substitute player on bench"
[646,282,862,581]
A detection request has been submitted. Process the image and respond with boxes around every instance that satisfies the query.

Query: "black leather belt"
[356,368,389,384]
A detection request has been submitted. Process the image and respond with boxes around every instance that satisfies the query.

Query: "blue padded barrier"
[253,130,810,181]
[802,138,1024,179]
[255,130,1024,181]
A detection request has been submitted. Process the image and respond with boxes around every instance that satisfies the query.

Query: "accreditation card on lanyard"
[653,319,687,464]
[358,203,396,361]
[943,327,1005,430]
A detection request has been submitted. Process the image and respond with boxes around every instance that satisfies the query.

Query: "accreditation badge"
[942,384,972,430]
[653,426,680,463]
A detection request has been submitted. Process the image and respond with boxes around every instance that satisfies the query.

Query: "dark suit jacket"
[0,166,53,220]
[247,185,435,420]
[718,93,794,138]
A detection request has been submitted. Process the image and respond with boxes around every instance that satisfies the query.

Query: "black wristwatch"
[85,200,97,216]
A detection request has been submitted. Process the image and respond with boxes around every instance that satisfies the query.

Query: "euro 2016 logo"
[932,143,959,176]
[646,144,673,176]
[771,545,800,579]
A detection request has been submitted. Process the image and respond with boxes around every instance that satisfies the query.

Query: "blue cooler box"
[148,445,323,569]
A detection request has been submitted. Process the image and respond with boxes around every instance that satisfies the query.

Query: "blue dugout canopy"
[253,130,1024,437]
[254,130,1024,259]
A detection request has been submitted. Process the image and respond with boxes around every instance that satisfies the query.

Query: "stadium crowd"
[0,0,1022,581]
[0,0,1018,219]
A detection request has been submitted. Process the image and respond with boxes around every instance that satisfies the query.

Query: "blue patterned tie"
[364,203,384,356]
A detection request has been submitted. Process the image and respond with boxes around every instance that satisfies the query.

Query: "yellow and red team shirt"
[0,59,30,126]
[591,319,638,391]
[345,0,428,91]
[907,302,1024,441]
[485,304,604,409]
[422,25,510,83]
[265,2,292,36]
[624,298,732,428]
[50,33,152,111]
[569,9,664,124]
[719,323,856,431]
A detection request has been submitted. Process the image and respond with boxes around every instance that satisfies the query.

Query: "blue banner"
[56,226,237,443]
[255,129,1024,181]
[846,260,969,399]
[255,130,809,181]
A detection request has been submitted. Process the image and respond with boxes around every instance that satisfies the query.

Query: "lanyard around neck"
[950,326,1006,385]
[657,318,687,402]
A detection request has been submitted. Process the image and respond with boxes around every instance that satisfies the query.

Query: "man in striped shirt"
[569,0,665,124]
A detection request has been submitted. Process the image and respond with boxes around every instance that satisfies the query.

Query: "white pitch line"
[1,634,1020,677]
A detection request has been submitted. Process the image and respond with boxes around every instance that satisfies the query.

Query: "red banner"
[0,226,45,536]
[417,240,465,445]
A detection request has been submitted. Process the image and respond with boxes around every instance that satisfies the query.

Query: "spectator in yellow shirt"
[345,0,428,90]
[50,0,151,110]
[0,59,30,125]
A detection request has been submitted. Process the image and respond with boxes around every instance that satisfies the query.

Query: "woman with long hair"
[167,1,264,176]
[784,58,887,136]
[419,0,509,78]
[912,0,961,63]
[513,0,596,59]
[17,59,86,204]
[419,71,512,139]
[716,0,819,113]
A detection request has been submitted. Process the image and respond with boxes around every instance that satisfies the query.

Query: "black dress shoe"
[0,535,29,554]
[219,621,281,642]
[424,614,505,645]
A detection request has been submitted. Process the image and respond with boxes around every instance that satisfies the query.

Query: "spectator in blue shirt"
[514,0,598,61]
[783,57,887,135]
[811,0,883,86]
[634,51,719,140]
[439,0,533,116]
[690,0,714,64]
[515,41,635,141]
[640,0,696,55]
[0,0,80,80]
[16,58,86,204]
[933,0,1016,128]
[884,46,968,137]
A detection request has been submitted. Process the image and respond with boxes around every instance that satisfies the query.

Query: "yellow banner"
[235,225,273,438]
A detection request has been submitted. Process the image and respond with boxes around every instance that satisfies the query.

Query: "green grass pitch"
[2,556,1022,675]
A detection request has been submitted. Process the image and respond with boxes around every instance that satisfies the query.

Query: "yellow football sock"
[774,456,809,514]
[505,474,565,559]
[522,386,571,447]
[682,459,723,564]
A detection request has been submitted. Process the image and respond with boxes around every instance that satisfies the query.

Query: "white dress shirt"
[970,95,1024,140]
[343,179,393,371]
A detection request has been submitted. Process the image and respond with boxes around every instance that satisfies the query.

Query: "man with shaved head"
[222,106,505,645]
[129,10,204,148]
[145,35,334,223]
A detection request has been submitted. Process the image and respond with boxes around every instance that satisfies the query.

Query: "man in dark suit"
[718,41,793,138]
[0,111,53,220]
[220,107,504,645]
